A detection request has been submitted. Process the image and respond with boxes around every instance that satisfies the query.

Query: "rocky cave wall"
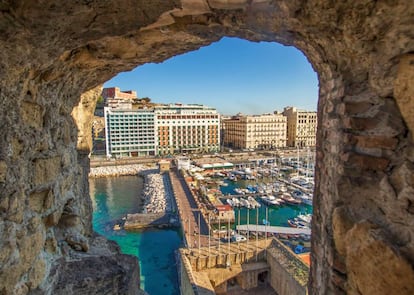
[0,1,413,294]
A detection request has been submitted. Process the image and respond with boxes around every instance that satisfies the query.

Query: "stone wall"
[0,1,413,294]
[266,240,308,295]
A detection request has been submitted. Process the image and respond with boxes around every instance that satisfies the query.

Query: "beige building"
[223,113,287,150]
[155,104,220,155]
[283,107,317,147]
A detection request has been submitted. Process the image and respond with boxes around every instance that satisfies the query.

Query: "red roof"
[215,205,232,211]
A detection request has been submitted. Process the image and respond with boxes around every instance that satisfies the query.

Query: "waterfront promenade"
[169,170,210,248]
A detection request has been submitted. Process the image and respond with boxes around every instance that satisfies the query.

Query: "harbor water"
[90,176,182,295]
[219,178,313,227]
[89,174,312,294]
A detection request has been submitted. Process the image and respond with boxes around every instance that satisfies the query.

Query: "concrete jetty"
[236,224,311,236]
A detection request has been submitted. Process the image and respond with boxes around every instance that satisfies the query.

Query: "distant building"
[104,107,157,158]
[283,107,317,147]
[102,87,138,110]
[102,87,138,100]
[223,113,287,150]
[155,104,220,155]
[220,115,231,151]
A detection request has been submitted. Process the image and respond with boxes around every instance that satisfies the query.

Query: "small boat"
[297,213,312,224]
[234,188,244,194]
[240,198,251,208]
[261,195,281,206]
[297,194,313,206]
[226,199,234,207]
[248,196,261,208]
[287,218,310,229]
[280,193,301,205]
[228,174,237,181]
[232,198,241,207]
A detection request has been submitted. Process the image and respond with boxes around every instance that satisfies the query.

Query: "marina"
[89,150,315,295]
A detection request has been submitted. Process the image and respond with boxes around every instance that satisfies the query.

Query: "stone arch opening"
[0,1,413,295]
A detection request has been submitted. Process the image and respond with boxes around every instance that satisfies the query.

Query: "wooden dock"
[236,224,311,235]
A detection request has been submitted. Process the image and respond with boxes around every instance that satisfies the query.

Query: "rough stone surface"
[0,1,413,294]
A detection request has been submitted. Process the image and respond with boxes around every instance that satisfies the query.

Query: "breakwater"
[89,164,148,178]
[141,172,173,214]
[123,171,178,229]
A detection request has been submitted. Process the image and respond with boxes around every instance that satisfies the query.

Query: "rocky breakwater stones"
[123,172,174,230]
[141,173,171,214]
[89,164,146,178]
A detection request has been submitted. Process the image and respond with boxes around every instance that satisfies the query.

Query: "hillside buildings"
[223,113,287,150]
[283,107,317,147]
[102,87,138,109]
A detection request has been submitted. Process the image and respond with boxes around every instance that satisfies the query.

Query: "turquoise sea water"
[90,176,182,295]
[89,175,311,294]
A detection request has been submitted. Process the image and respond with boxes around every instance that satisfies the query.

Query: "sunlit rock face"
[0,1,413,294]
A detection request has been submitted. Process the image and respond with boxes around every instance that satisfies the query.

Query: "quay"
[237,224,311,236]
[123,212,179,230]
[169,169,210,248]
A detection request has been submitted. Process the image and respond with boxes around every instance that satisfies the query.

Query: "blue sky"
[104,37,318,115]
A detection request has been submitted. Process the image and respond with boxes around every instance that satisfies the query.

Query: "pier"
[236,224,311,236]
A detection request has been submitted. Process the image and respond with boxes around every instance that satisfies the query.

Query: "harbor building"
[282,107,317,147]
[155,104,220,155]
[223,113,287,150]
[104,107,157,158]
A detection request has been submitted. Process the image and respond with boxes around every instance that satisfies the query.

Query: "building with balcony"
[155,104,220,155]
[223,113,287,150]
[104,107,157,158]
[282,107,317,147]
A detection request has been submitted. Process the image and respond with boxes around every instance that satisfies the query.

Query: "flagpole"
[238,208,240,250]
[198,211,201,256]
[228,216,230,254]
[218,216,221,253]
[265,206,268,255]
[247,208,249,247]
[256,206,258,262]
[208,213,211,256]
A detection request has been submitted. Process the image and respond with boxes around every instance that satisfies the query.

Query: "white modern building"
[104,107,157,158]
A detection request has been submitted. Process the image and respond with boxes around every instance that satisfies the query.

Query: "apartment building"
[104,107,157,158]
[283,106,317,147]
[155,104,220,155]
[104,102,220,157]
[223,113,287,150]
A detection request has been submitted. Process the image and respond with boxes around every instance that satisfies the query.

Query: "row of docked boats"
[226,196,261,209]
[287,213,312,229]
